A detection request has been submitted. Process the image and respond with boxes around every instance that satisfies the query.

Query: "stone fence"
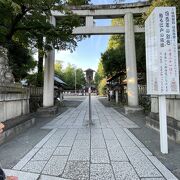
[0,83,29,122]
[0,84,45,122]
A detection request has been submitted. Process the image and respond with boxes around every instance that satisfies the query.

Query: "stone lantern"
[85,68,94,85]
[84,68,95,126]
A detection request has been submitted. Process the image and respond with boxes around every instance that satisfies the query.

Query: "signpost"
[85,69,94,126]
[145,7,179,154]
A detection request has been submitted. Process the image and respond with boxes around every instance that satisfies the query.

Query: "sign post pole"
[159,96,168,154]
[89,86,92,125]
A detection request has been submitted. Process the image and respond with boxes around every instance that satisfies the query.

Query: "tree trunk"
[36,36,44,86]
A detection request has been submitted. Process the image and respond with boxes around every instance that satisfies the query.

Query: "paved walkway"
[4,97,178,180]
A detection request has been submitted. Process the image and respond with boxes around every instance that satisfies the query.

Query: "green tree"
[101,34,126,77]
[0,0,88,48]
[63,64,86,90]
[54,60,64,80]
[76,68,86,89]
[94,60,105,87]
[68,0,90,5]
[63,63,75,89]
[98,78,107,96]
[0,0,89,83]
[100,17,146,84]
[8,42,36,81]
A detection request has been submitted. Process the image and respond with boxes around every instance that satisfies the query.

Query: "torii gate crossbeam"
[43,2,150,108]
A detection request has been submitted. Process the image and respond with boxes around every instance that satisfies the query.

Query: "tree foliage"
[100,17,146,83]
[0,0,89,83]
[8,42,36,81]
[55,60,64,80]
[94,60,105,87]
[144,0,180,42]
[76,68,86,89]
[98,78,107,96]
[54,62,86,90]
[0,0,87,49]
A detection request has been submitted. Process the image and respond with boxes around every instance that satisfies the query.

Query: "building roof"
[54,76,67,85]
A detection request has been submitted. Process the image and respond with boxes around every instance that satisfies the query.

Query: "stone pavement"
[3,97,178,180]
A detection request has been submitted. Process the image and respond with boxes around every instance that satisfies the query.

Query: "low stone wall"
[147,95,180,143]
[151,95,180,121]
[0,93,29,122]
[0,115,35,145]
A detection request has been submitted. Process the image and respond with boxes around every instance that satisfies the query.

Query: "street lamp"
[84,68,95,126]
[75,69,76,95]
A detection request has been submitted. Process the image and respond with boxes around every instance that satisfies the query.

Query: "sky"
[55,0,147,71]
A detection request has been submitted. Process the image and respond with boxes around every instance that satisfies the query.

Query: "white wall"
[0,93,29,122]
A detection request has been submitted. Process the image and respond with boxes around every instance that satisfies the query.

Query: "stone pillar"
[125,13,138,107]
[43,16,56,107]
[115,90,119,104]
[86,16,94,27]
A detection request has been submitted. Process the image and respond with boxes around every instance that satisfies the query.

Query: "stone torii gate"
[43,2,149,108]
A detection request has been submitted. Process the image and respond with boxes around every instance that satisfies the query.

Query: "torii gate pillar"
[125,13,139,107]
[43,16,56,107]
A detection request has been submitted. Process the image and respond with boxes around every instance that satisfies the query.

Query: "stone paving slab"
[148,156,178,180]
[58,138,74,147]
[112,162,140,180]
[91,149,110,163]
[7,97,178,180]
[39,175,70,180]
[76,133,90,140]
[124,146,162,178]
[114,128,136,147]
[4,169,40,180]
[106,140,128,162]
[32,148,55,161]
[73,139,90,149]
[90,164,115,180]
[13,147,40,170]
[141,178,165,180]
[62,161,89,180]
[69,148,90,161]
[53,147,71,156]
[42,156,68,176]
[102,128,117,140]
[22,160,47,173]
[123,128,145,148]
[140,147,153,156]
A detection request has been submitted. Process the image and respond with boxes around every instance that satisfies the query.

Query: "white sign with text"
[145,7,179,95]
